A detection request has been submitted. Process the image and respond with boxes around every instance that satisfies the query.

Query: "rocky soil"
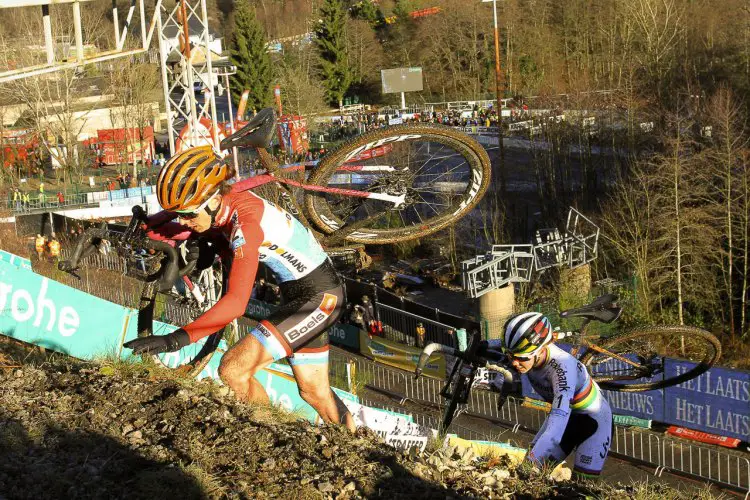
[0,337,713,500]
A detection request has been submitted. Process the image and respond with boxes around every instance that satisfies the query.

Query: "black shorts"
[250,261,344,365]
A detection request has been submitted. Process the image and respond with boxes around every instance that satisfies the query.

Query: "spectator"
[48,236,61,261]
[38,190,46,207]
[56,191,65,206]
[22,192,30,210]
[416,322,426,348]
[12,188,21,211]
[251,278,267,301]
[34,234,47,260]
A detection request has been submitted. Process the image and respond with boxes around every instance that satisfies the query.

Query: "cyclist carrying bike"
[123,146,355,430]
[482,312,613,479]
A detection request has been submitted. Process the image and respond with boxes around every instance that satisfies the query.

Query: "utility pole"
[484,0,506,195]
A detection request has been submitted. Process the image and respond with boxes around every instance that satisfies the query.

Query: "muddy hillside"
[0,338,695,499]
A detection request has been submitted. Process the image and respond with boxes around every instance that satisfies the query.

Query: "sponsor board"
[0,250,31,270]
[665,360,749,441]
[328,322,360,350]
[0,258,129,358]
[245,298,278,320]
[666,426,741,448]
[359,330,445,379]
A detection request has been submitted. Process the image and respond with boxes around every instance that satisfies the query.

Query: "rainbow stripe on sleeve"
[571,377,599,411]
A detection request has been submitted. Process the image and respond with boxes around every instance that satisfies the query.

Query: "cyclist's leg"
[571,400,613,479]
[218,323,278,403]
[289,337,355,431]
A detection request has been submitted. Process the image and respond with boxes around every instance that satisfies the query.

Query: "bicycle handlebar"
[58,205,191,292]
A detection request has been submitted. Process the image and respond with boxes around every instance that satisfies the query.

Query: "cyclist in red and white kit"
[124,146,354,430]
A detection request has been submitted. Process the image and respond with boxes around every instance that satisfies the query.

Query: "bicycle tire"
[303,124,491,245]
[136,271,226,379]
[580,325,721,392]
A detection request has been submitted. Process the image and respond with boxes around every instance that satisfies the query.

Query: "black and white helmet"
[502,312,553,356]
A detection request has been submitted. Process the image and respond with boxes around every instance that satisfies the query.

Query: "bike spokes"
[305,125,490,244]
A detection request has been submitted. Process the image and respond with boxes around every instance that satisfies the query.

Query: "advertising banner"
[0,250,31,270]
[0,258,131,359]
[359,330,445,379]
[664,360,749,442]
[245,298,279,320]
[667,426,741,448]
[328,322,360,350]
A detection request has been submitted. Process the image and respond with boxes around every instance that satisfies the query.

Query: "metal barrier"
[8,192,96,213]
[331,348,750,494]
[376,302,458,348]
[659,438,750,492]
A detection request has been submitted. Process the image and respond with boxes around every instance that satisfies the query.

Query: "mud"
[0,338,707,499]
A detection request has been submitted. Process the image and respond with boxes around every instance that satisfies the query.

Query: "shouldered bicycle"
[414,294,722,434]
[58,110,492,376]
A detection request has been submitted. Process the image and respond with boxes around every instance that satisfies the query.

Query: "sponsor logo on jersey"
[549,358,571,392]
[231,225,247,259]
[284,293,338,343]
[260,241,307,274]
[257,321,275,340]
[580,455,592,465]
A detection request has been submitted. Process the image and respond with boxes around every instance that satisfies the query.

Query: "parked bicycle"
[415,294,722,433]
[58,111,492,376]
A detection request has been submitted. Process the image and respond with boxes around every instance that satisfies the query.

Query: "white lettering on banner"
[675,367,750,402]
[330,324,347,341]
[705,406,750,436]
[675,398,704,425]
[0,278,80,336]
[246,301,272,318]
[11,289,34,322]
[603,390,655,415]
[674,398,750,436]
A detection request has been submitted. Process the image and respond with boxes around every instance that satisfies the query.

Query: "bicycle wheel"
[304,124,491,244]
[580,326,721,392]
[136,264,227,378]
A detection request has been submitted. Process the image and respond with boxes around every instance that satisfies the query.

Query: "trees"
[314,0,353,107]
[108,59,160,181]
[228,1,273,112]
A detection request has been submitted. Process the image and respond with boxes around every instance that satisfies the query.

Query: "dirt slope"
[0,338,709,500]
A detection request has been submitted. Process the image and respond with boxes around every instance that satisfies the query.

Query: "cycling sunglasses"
[175,190,219,220]
[506,351,533,362]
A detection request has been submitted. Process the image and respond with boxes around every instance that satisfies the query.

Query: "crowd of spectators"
[307,103,533,150]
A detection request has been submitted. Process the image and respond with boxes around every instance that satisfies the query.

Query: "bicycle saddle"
[559,294,622,323]
[220,107,277,150]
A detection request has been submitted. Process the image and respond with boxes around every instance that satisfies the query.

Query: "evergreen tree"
[314,0,354,107]
[351,0,384,27]
[228,2,273,112]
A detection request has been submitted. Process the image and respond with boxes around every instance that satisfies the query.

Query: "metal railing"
[332,347,750,495]
[7,192,97,213]
[376,302,458,348]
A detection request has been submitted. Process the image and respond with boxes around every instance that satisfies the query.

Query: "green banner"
[245,298,279,320]
[613,414,652,429]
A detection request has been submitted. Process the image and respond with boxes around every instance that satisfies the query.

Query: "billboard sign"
[381,67,423,94]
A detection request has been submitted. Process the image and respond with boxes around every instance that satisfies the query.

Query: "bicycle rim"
[137,276,224,379]
[580,326,721,392]
[304,124,491,245]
